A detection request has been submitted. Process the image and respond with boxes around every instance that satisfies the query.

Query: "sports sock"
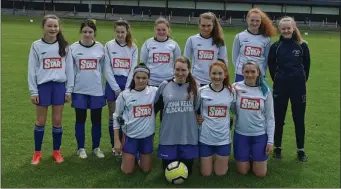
[297,148,304,152]
[92,124,102,150]
[109,119,114,148]
[34,125,45,151]
[52,126,63,150]
[75,123,85,149]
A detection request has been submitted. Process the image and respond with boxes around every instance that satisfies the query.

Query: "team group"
[27,7,311,177]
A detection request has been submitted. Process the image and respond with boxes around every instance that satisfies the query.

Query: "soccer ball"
[165,161,188,184]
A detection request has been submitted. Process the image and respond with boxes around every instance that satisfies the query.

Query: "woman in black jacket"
[268,16,311,162]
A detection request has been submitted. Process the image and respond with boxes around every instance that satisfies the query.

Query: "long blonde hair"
[278,16,303,44]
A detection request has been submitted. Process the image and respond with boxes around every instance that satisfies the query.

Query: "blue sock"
[75,123,85,149]
[109,119,114,147]
[34,125,45,151]
[52,126,63,151]
[92,124,102,150]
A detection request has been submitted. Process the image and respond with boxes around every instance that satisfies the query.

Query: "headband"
[134,67,150,74]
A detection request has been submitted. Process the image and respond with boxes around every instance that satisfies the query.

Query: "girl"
[104,19,138,156]
[232,8,277,82]
[184,12,228,87]
[154,56,200,177]
[28,14,74,165]
[232,62,274,177]
[197,61,235,176]
[140,17,181,87]
[113,64,158,174]
[70,19,105,159]
[268,16,310,162]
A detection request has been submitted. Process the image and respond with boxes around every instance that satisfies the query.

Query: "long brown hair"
[199,12,225,47]
[209,61,232,93]
[115,19,133,48]
[246,8,277,37]
[42,14,68,57]
[174,56,198,101]
[278,16,303,44]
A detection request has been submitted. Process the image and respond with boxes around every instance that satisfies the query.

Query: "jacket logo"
[292,49,301,57]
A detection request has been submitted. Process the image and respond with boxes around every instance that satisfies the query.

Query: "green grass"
[1,15,340,188]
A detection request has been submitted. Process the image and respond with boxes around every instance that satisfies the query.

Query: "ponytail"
[115,19,134,48]
[186,72,198,101]
[279,16,304,44]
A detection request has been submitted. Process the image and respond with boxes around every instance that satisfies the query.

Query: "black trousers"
[273,77,306,149]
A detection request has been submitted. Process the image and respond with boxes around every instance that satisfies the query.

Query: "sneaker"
[77,148,87,159]
[297,151,308,162]
[273,147,282,159]
[93,148,105,158]
[31,151,42,165]
[52,150,64,163]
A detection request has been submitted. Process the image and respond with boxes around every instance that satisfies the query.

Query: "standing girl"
[70,19,106,159]
[232,8,277,82]
[268,16,310,162]
[104,20,138,155]
[184,12,228,86]
[113,64,158,174]
[197,61,235,176]
[232,62,274,177]
[154,56,200,176]
[140,17,181,87]
[28,14,74,165]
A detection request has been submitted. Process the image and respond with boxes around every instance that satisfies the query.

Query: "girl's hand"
[197,115,204,124]
[65,94,71,103]
[266,143,273,155]
[31,96,39,105]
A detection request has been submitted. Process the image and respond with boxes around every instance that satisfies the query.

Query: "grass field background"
[1,15,340,188]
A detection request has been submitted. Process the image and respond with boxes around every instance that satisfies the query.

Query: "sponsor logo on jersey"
[153,53,170,63]
[198,50,214,60]
[43,57,62,69]
[133,104,152,118]
[240,98,260,110]
[113,58,131,69]
[79,59,98,70]
[244,46,262,57]
[208,106,227,117]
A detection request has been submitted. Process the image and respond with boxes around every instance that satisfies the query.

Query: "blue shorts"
[158,144,199,160]
[235,74,244,82]
[233,132,268,162]
[37,81,66,106]
[122,134,154,155]
[71,93,106,110]
[199,142,231,157]
[105,75,127,101]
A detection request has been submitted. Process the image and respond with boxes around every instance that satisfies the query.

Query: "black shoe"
[273,147,282,159]
[297,151,308,162]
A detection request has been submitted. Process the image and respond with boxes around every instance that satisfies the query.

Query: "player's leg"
[72,93,88,158]
[51,82,66,163]
[251,134,268,177]
[158,145,178,172]
[199,142,214,176]
[138,134,154,173]
[90,95,106,157]
[233,132,252,175]
[105,82,117,153]
[213,144,231,176]
[121,135,138,174]
[179,145,199,176]
[273,80,290,159]
[290,80,307,162]
[31,82,51,165]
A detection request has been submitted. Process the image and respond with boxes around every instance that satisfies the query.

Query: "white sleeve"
[183,37,192,60]
[125,45,138,89]
[264,92,275,144]
[28,43,39,96]
[65,47,74,95]
[140,41,149,64]
[104,44,120,92]
[113,92,125,129]
[218,44,228,67]
[232,34,240,68]
[174,42,181,60]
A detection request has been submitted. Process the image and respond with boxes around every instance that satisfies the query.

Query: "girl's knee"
[253,169,267,177]
[215,168,228,176]
[237,167,249,175]
[52,116,62,126]
[121,166,134,175]
[140,166,152,173]
[201,170,212,177]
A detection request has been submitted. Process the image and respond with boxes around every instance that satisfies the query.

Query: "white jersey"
[70,41,105,96]
[104,39,138,92]
[28,39,74,96]
[140,37,181,86]
[199,85,235,145]
[184,34,228,85]
[232,30,271,76]
[113,86,158,139]
[232,81,275,144]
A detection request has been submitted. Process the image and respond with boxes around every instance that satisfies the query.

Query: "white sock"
[297,148,304,152]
